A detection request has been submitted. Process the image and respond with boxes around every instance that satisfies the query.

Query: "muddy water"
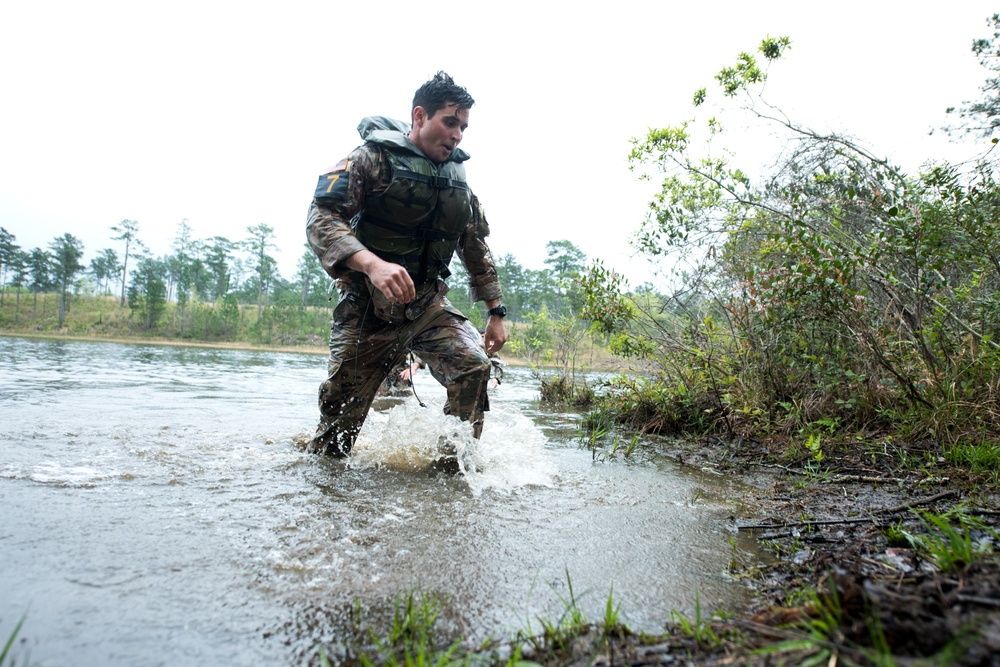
[0,336,759,665]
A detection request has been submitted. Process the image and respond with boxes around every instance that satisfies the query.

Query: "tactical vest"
[354,118,473,284]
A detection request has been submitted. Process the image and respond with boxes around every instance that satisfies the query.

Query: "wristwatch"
[487,304,507,318]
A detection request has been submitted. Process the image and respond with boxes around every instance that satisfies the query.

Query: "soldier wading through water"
[305,71,508,457]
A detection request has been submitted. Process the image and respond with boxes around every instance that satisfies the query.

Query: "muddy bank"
[526,437,1000,666]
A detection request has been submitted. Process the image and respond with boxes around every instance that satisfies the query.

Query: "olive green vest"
[354,116,473,283]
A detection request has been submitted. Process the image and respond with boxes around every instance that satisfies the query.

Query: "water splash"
[347,398,554,495]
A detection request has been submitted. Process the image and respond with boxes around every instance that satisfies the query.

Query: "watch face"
[491,305,506,317]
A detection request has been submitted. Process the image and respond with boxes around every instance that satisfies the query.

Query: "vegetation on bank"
[570,31,1000,465]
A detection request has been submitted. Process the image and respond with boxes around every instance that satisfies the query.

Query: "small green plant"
[622,433,641,457]
[755,577,844,664]
[334,589,465,667]
[1,615,26,667]
[513,571,631,664]
[580,424,608,461]
[601,585,627,640]
[900,508,996,572]
[882,520,910,548]
[805,433,824,465]
[945,439,1000,475]
[536,570,588,651]
[669,594,722,650]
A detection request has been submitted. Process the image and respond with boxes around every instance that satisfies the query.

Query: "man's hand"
[484,315,507,354]
[346,249,415,304]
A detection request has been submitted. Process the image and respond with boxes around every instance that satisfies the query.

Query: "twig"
[880,490,959,514]
[827,475,907,484]
[956,594,1000,608]
[738,490,959,531]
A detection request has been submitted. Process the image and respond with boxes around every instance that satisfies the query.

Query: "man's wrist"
[487,303,507,318]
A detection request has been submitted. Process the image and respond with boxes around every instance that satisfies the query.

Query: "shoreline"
[0,331,595,370]
[0,331,331,356]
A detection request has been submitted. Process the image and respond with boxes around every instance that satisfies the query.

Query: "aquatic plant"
[1,616,26,667]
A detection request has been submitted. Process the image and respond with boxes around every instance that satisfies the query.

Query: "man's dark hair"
[412,71,475,119]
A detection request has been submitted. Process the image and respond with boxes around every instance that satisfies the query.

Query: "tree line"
[0,217,612,364]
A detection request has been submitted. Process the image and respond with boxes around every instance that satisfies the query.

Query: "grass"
[900,506,998,572]
[945,438,1000,479]
[754,577,845,665]
[1,616,26,667]
[317,574,659,667]
[669,594,725,651]
[580,424,643,462]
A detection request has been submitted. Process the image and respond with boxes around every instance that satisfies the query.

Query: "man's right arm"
[306,145,371,280]
[343,248,415,304]
[305,144,414,303]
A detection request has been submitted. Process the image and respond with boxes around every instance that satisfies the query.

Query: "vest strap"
[394,169,470,190]
[360,213,463,242]
[370,251,452,282]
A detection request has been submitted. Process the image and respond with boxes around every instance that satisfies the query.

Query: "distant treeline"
[0,223,624,368]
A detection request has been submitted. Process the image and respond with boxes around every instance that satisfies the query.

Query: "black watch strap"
[487,304,507,318]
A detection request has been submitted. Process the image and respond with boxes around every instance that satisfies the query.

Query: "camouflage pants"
[308,292,492,457]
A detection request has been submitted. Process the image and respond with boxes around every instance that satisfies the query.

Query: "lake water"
[0,335,759,665]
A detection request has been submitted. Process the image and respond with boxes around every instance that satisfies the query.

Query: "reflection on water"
[0,336,759,665]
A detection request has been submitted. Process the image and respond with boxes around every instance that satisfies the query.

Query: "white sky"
[1,1,996,288]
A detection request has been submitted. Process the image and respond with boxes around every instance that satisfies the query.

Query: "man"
[306,71,507,457]
[377,357,425,396]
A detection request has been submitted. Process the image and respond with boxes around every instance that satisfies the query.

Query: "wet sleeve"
[305,145,381,280]
[456,193,503,303]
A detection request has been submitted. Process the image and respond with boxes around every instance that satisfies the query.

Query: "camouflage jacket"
[306,119,502,304]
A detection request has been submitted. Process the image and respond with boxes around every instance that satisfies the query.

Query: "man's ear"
[411,105,426,127]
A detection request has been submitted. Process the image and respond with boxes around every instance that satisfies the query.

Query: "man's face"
[409,102,469,163]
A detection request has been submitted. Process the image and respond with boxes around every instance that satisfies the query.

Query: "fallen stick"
[738,490,959,531]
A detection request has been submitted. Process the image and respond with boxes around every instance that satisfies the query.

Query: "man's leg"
[309,301,409,457]
[411,307,492,439]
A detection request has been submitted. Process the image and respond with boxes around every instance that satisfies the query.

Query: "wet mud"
[532,437,1000,666]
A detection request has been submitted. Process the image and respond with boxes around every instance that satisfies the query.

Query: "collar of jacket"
[357,115,471,163]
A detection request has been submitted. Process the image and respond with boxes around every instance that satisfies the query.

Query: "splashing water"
[348,393,556,496]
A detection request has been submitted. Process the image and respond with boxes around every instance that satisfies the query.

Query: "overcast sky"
[1,1,996,288]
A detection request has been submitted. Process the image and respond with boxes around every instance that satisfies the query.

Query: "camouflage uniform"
[306,116,502,457]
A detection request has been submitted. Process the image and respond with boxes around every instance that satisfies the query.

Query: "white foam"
[347,398,554,496]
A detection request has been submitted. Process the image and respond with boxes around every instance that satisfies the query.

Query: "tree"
[0,228,19,307]
[495,253,526,322]
[7,249,29,317]
[242,223,278,317]
[127,255,168,330]
[544,240,587,279]
[544,239,587,316]
[111,219,143,307]
[89,248,119,296]
[27,247,53,314]
[49,234,84,328]
[169,219,198,306]
[946,13,1000,138]
[296,244,334,308]
[203,236,233,301]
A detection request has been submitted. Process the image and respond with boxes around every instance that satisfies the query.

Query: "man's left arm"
[457,194,507,354]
